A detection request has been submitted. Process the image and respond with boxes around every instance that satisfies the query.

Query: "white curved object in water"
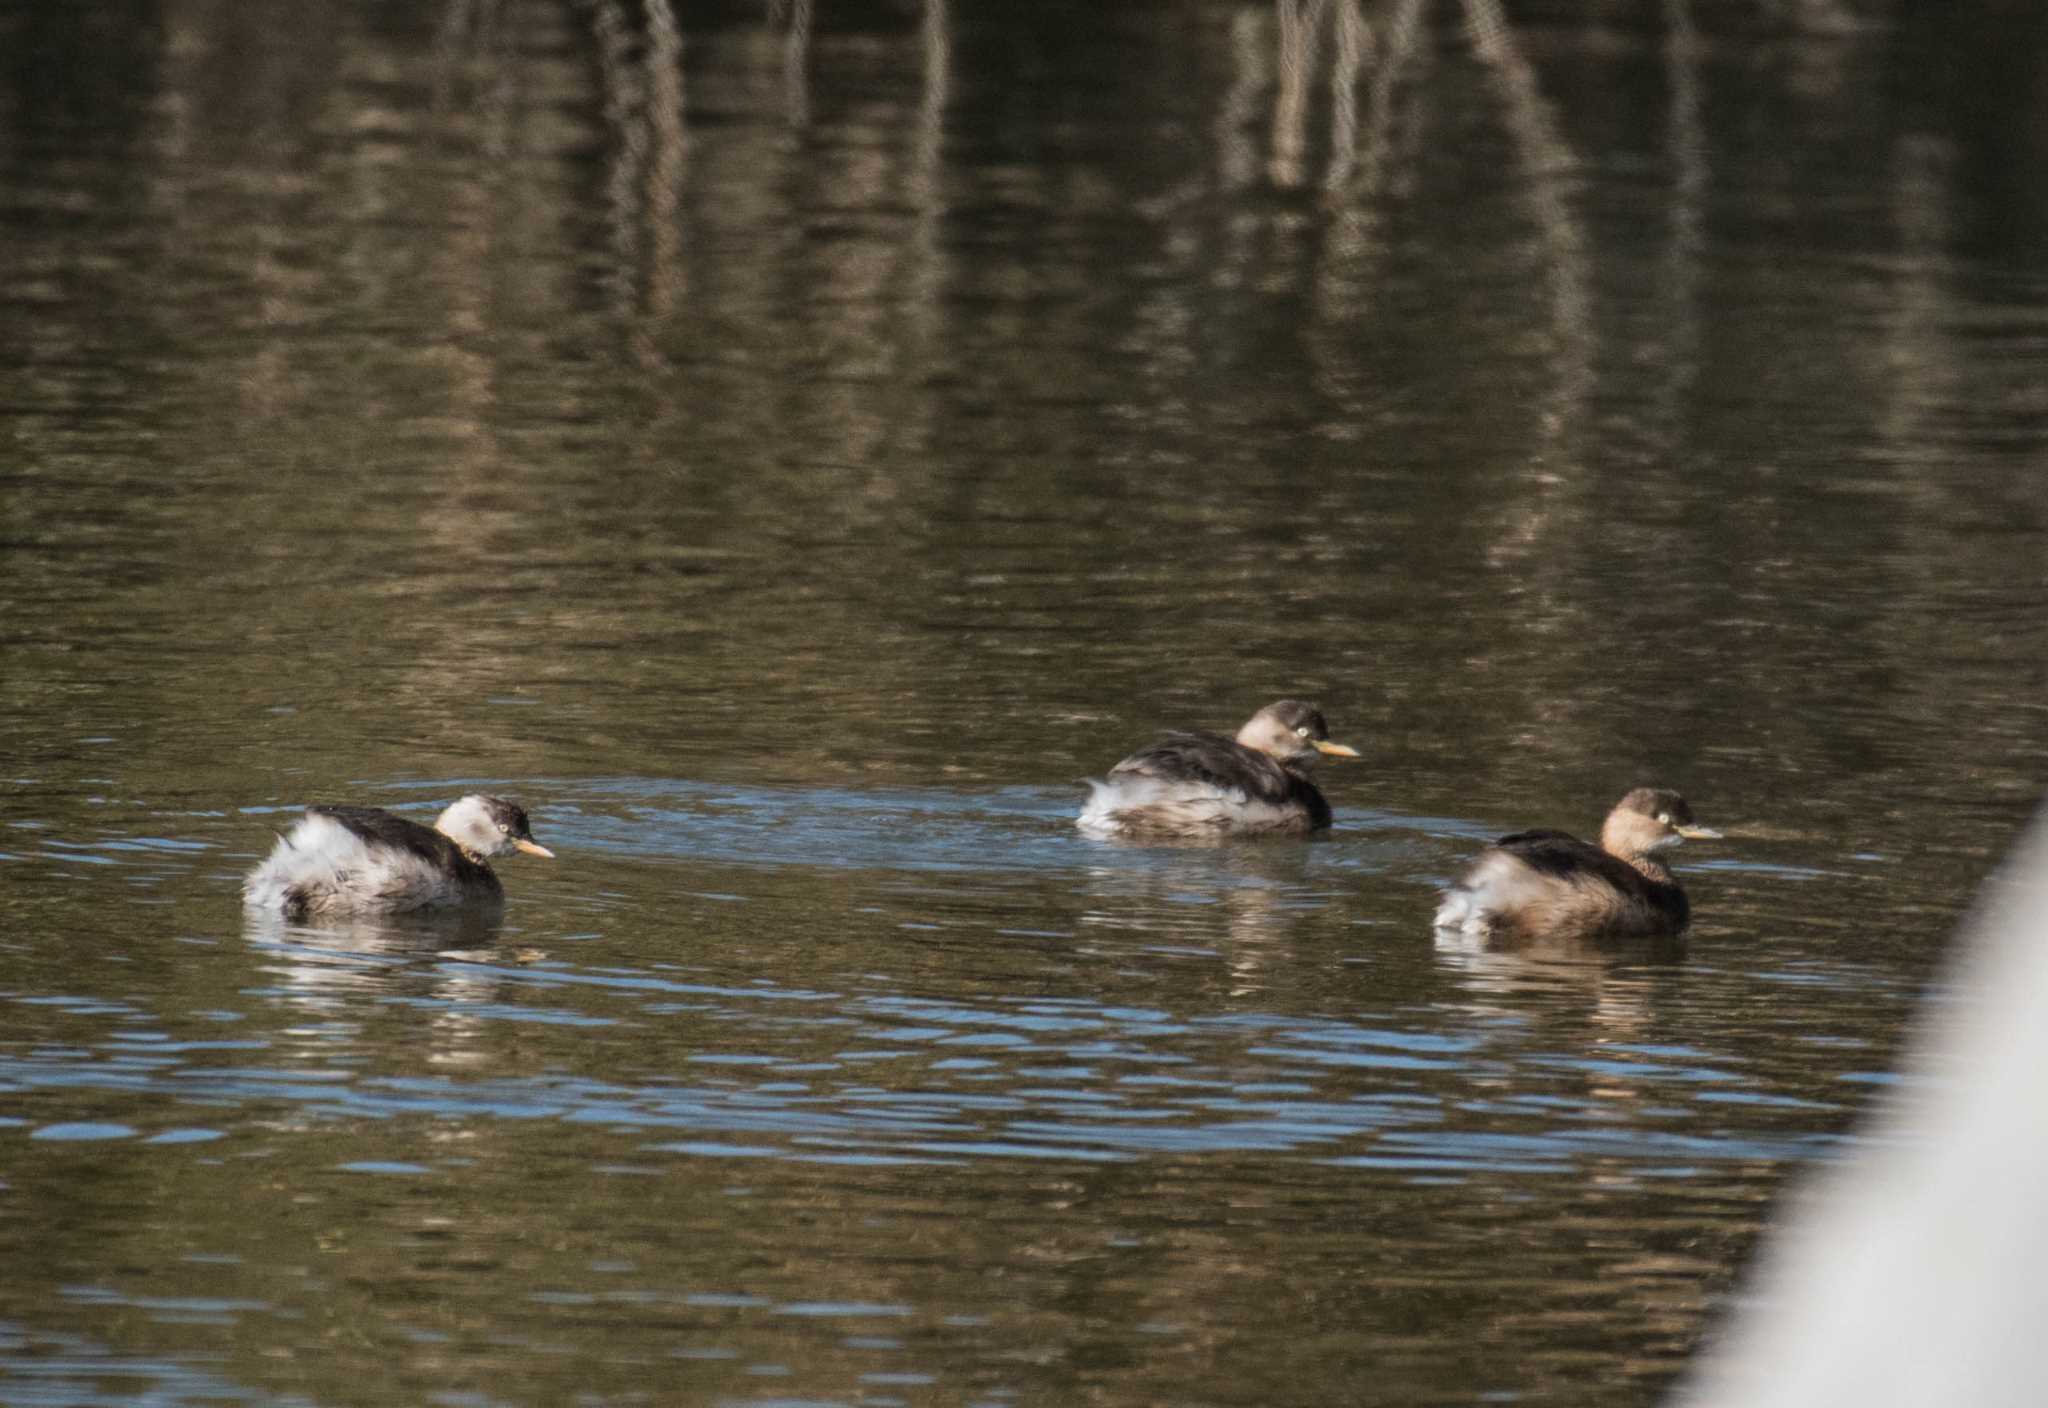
[1678,810,2048,1406]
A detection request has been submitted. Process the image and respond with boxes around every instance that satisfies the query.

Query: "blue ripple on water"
[773,1302,912,1318]
[375,996,618,1027]
[532,777,1417,881]
[560,779,1079,873]
[0,1321,308,1405]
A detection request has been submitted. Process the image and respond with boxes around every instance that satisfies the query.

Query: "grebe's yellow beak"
[1673,824,1720,841]
[1312,740,1362,760]
[515,839,556,859]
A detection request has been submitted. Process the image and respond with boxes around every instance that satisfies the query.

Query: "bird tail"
[1432,885,1478,932]
[1075,777,1122,835]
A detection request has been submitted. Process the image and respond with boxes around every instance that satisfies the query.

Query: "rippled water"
[5,1,2047,1405]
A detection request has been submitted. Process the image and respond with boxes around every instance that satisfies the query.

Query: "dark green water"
[3,2,2046,1404]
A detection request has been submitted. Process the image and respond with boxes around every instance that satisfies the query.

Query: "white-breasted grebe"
[1076,699,1361,839]
[1433,787,1719,942]
[243,794,553,920]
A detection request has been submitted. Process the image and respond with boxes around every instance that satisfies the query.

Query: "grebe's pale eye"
[1295,726,1310,738]
[1656,812,1672,825]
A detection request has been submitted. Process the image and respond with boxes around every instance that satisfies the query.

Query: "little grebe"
[1077,699,1360,839]
[243,794,553,920]
[1434,787,1718,941]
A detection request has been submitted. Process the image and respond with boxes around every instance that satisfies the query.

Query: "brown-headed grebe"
[1433,787,1719,941]
[243,795,553,920]
[1076,699,1361,839]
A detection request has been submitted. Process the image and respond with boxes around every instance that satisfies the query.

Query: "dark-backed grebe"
[243,794,553,920]
[1076,699,1361,839]
[1433,787,1718,941]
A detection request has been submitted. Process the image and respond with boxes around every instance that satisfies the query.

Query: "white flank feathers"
[1076,773,1304,838]
[1432,849,1550,933]
[242,812,470,916]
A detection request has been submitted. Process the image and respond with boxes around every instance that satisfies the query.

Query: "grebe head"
[1233,700,1361,770]
[434,795,554,861]
[1601,787,1719,860]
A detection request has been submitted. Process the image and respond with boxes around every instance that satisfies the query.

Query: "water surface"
[4,2,2046,1404]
